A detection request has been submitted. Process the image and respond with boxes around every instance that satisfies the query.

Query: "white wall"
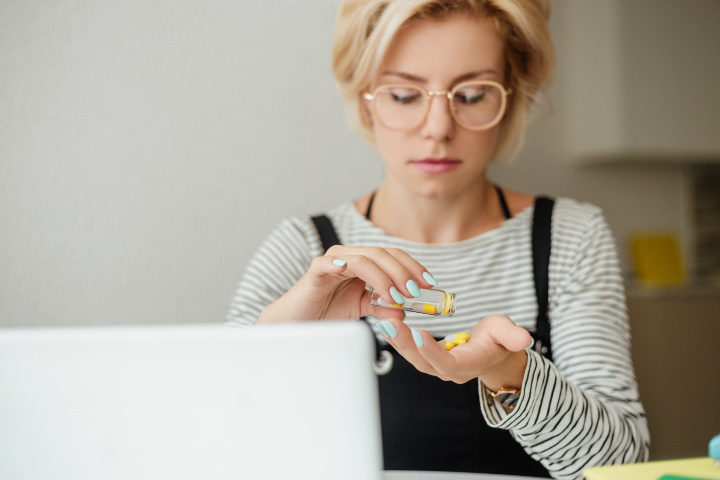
[1,1,716,328]
[1,0,380,327]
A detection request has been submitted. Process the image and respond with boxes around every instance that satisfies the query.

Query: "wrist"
[484,386,522,412]
[257,298,295,324]
[480,349,527,393]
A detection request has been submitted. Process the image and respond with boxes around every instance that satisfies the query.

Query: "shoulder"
[549,198,619,269]
[504,191,607,236]
[549,197,611,246]
[500,188,534,217]
[501,186,605,227]
[551,197,605,228]
[263,201,361,255]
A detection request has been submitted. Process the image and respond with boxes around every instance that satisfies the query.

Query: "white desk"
[384,471,546,480]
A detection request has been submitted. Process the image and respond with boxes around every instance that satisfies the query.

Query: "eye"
[386,87,423,105]
[454,86,487,105]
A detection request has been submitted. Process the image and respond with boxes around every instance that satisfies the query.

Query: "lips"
[409,157,461,174]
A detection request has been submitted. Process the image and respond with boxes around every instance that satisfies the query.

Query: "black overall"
[312,187,554,477]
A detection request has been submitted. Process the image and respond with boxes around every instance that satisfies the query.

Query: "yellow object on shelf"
[583,457,719,480]
[629,232,686,286]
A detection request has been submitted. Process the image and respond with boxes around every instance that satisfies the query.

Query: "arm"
[481,210,650,479]
[226,215,436,326]
[226,218,320,326]
[380,206,649,480]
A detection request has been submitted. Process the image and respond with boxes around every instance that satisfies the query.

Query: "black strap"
[311,215,341,253]
[531,196,554,361]
[495,185,512,220]
[365,192,376,220]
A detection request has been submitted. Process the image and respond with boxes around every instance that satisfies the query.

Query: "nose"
[421,92,455,141]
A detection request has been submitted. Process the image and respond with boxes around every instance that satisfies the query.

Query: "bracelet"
[485,386,521,411]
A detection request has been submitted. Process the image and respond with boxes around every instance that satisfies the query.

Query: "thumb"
[488,314,533,352]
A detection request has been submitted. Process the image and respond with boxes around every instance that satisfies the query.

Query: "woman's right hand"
[257,245,438,324]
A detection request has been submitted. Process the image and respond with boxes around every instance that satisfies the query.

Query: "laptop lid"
[0,321,383,480]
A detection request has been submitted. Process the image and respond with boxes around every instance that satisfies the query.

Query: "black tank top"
[312,186,554,476]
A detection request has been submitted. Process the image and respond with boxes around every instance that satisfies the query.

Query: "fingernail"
[332,258,346,267]
[381,321,397,338]
[527,337,535,349]
[406,279,421,298]
[411,329,424,347]
[389,286,405,305]
[376,322,389,337]
[423,272,438,286]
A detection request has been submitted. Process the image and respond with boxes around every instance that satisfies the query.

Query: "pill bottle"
[368,286,456,317]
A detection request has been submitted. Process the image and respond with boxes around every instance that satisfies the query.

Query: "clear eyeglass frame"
[363,80,512,132]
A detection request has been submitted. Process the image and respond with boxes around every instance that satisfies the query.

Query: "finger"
[330,253,406,306]
[384,247,439,288]
[327,245,434,299]
[304,255,350,285]
[486,314,533,352]
[403,327,463,375]
[367,304,406,322]
[379,319,439,376]
[324,251,413,306]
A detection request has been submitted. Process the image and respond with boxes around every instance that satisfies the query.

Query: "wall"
[1,2,717,321]
[627,289,720,460]
[1,0,379,327]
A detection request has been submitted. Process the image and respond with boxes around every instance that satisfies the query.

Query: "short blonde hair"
[331,0,555,161]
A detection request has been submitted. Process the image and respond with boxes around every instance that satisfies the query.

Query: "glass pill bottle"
[368,286,456,317]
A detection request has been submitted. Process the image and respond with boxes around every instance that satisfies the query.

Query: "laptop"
[0,321,383,480]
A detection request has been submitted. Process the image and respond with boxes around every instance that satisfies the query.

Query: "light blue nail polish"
[376,322,389,337]
[382,321,397,338]
[389,286,405,305]
[412,329,424,347]
[423,271,438,286]
[332,258,346,267]
[406,279,421,298]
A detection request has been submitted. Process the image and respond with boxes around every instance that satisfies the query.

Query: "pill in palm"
[444,332,470,351]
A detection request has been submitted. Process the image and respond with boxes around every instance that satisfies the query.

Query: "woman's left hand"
[378,314,533,390]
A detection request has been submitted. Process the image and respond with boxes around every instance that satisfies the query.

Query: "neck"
[368,179,505,243]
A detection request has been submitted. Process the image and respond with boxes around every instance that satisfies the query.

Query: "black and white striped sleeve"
[480,207,650,480]
[225,218,323,326]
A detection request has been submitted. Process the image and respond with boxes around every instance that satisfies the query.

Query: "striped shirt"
[226,197,650,480]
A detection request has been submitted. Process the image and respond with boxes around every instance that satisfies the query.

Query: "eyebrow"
[380,69,498,84]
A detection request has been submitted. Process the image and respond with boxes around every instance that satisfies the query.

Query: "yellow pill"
[455,337,467,345]
[445,341,456,351]
[456,332,470,341]
[412,302,437,314]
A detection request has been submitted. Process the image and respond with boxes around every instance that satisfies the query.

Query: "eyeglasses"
[363,80,512,132]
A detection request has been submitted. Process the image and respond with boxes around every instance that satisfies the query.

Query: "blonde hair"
[331,0,555,161]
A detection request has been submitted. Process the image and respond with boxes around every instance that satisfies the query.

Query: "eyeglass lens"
[372,82,505,131]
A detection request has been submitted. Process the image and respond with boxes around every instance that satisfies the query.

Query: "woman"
[227,1,650,478]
